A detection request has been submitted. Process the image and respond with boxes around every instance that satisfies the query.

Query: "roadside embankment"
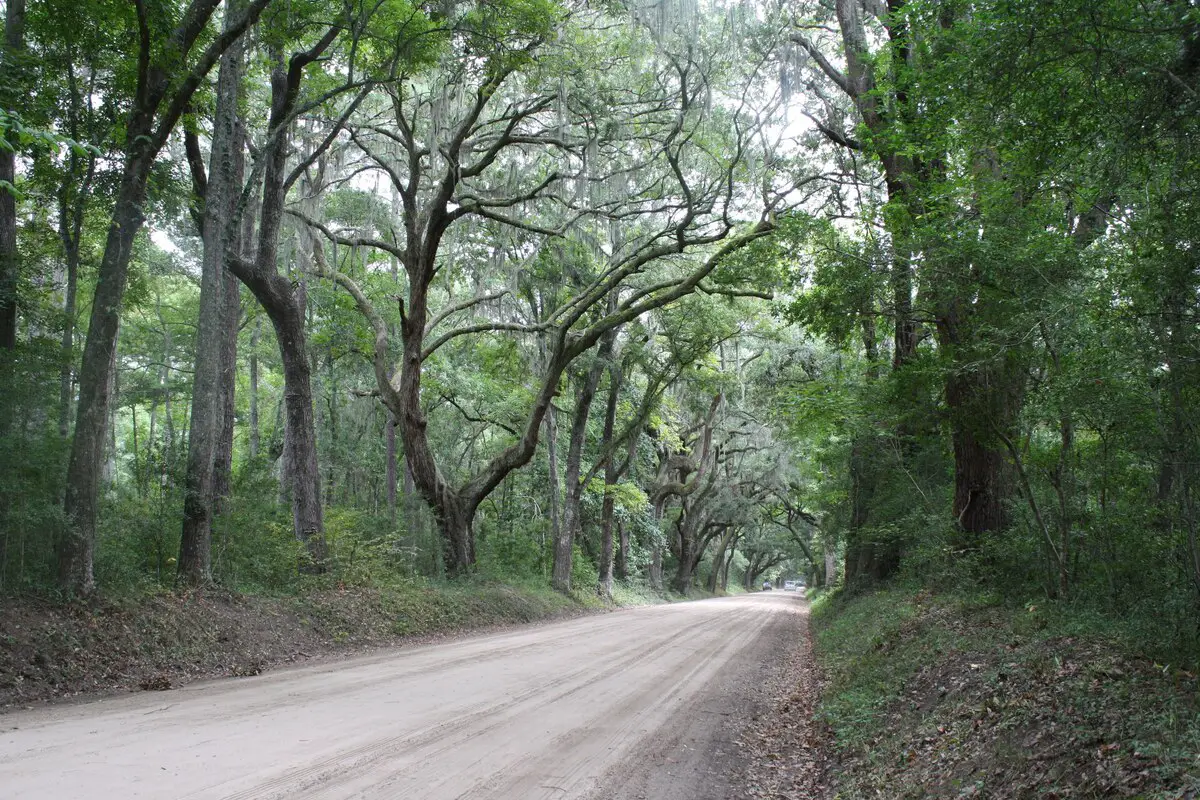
[805,587,1200,798]
[0,579,669,709]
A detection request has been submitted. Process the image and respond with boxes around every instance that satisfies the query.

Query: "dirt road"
[0,593,804,799]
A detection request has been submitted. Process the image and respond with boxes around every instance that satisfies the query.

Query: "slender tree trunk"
[55,64,95,439]
[544,404,560,564]
[56,186,86,438]
[649,497,665,590]
[553,353,606,591]
[0,0,25,351]
[597,359,621,598]
[743,552,761,591]
[706,526,736,593]
[721,536,738,591]
[324,344,338,506]
[248,315,260,459]
[386,412,398,524]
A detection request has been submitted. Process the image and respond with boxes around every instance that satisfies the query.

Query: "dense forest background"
[0,0,1197,660]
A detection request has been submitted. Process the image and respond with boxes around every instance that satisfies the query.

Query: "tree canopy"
[0,0,1196,654]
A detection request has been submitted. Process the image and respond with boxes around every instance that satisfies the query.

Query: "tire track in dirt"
[449,601,777,800]
[210,614,719,800]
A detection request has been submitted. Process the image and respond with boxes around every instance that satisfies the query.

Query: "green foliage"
[0,345,71,593]
[477,524,547,581]
[570,543,599,590]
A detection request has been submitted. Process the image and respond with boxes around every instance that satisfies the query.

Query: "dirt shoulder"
[0,581,647,710]
[737,595,832,800]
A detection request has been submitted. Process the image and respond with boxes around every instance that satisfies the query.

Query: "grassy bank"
[809,587,1200,799]
[0,577,672,709]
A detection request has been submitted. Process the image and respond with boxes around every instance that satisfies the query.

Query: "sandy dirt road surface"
[1,593,805,800]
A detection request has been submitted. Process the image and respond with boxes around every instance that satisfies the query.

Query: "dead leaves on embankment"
[737,590,1200,799]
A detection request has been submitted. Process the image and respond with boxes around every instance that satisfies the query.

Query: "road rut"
[0,592,805,799]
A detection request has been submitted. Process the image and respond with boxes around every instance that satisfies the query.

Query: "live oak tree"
[304,1,791,575]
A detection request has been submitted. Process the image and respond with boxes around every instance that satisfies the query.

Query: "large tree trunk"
[671,509,716,595]
[942,351,1021,542]
[237,233,326,568]
[230,38,342,569]
[393,274,482,575]
[649,543,663,590]
[276,303,325,566]
[180,23,246,583]
[671,519,702,595]
[211,272,239,507]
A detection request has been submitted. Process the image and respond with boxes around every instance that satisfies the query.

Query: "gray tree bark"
[180,12,247,583]
[229,31,348,570]
[544,404,560,567]
[597,359,622,598]
[552,344,609,591]
[386,412,398,524]
[211,271,240,507]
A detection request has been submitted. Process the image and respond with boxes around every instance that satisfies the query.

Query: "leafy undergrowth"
[811,588,1200,799]
[0,578,671,709]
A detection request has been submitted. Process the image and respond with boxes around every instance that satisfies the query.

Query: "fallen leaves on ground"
[738,603,832,800]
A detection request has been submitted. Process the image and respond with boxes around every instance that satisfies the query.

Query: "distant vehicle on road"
[783,580,798,591]
[761,581,771,591]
